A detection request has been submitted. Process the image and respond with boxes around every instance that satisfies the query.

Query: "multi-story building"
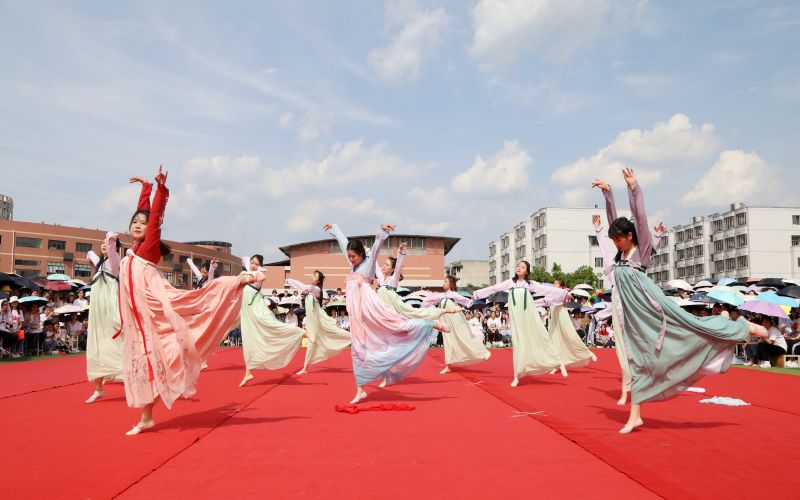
[0,219,242,289]
[647,203,800,286]
[489,207,633,286]
[445,260,490,288]
[0,195,12,221]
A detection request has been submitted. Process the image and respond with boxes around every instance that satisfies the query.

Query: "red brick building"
[0,220,243,289]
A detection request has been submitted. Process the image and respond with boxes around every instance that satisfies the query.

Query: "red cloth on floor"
[335,403,415,414]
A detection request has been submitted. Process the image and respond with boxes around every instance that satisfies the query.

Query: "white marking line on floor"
[511,411,545,417]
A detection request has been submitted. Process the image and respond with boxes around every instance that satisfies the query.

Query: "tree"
[530,266,553,283]
[551,263,567,285]
[564,265,600,289]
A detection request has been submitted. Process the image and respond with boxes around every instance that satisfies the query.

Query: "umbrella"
[693,280,713,290]
[293,307,305,315]
[395,287,411,296]
[756,278,786,289]
[667,279,692,291]
[565,301,582,310]
[0,273,16,287]
[732,285,748,293]
[457,290,471,297]
[739,300,789,319]
[783,279,800,286]
[47,273,71,281]
[574,284,594,291]
[407,290,432,300]
[54,304,84,315]
[690,293,716,304]
[486,291,508,304]
[0,291,7,301]
[45,281,72,291]
[18,296,49,305]
[469,299,487,311]
[777,286,800,300]
[69,278,87,286]
[570,289,590,298]
[674,298,707,308]
[324,301,347,310]
[707,289,745,307]
[579,306,594,313]
[746,276,761,284]
[592,302,609,310]
[403,297,423,304]
[80,284,92,291]
[754,291,799,308]
[11,275,42,291]
[746,284,763,294]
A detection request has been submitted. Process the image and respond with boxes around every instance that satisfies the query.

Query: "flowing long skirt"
[507,288,562,378]
[240,286,306,371]
[86,272,123,381]
[346,273,439,386]
[303,294,351,366]
[118,254,243,409]
[548,305,593,368]
[610,287,632,393]
[614,265,748,404]
[439,298,490,366]
[376,287,443,320]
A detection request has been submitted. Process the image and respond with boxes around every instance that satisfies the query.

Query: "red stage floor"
[2,347,798,499]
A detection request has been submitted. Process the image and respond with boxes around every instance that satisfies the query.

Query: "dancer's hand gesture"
[129,176,147,185]
[654,222,666,234]
[591,179,610,192]
[622,168,636,188]
[322,223,333,231]
[592,214,601,229]
[154,165,168,186]
[381,224,396,232]
[398,242,407,253]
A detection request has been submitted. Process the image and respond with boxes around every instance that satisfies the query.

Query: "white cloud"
[331,197,398,220]
[408,221,450,233]
[279,112,295,129]
[368,1,450,83]
[263,140,424,197]
[185,155,261,181]
[451,140,532,194]
[469,0,641,70]
[681,150,780,207]
[407,186,453,212]
[560,187,591,207]
[550,114,719,187]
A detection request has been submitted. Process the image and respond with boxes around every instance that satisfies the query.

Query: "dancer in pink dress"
[118,167,264,435]
[323,223,457,404]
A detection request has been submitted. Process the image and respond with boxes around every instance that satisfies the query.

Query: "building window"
[14,259,40,267]
[686,247,694,258]
[714,240,724,252]
[15,269,39,277]
[712,220,723,232]
[685,228,693,240]
[661,235,669,246]
[179,255,189,263]
[677,232,685,243]
[695,226,703,237]
[715,260,724,272]
[724,217,734,229]
[695,245,703,257]
[16,237,42,248]
[792,235,800,247]
[736,213,747,226]
[677,249,685,261]
[725,237,735,250]
[594,257,603,268]
[47,262,65,274]
[74,264,92,277]
[736,234,748,247]
[737,256,748,269]
[725,258,735,271]
[76,242,93,253]
[677,267,685,278]
[695,264,704,276]
[48,240,66,250]
[588,235,599,246]
[163,254,174,263]
[793,215,800,225]
[224,264,232,274]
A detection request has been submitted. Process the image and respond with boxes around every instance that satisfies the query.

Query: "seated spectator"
[73,290,88,307]
[486,310,501,343]
[596,323,614,347]
[66,293,77,305]
[23,303,43,356]
[65,313,84,351]
[755,316,787,368]
[42,319,62,354]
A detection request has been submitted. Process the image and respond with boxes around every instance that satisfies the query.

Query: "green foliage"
[529,266,553,283]
[564,265,600,289]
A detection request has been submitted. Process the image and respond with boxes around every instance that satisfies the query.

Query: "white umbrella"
[69,278,88,287]
[574,284,594,291]
[570,289,591,298]
[592,302,609,310]
[693,280,714,290]
[667,279,692,291]
[54,304,84,315]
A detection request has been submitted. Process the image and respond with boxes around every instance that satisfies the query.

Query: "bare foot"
[591,353,598,362]
[239,373,254,387]
[306,332,316,344]
[617,394,628,406]
[296,369,307,375]
[378,377,389,388]
[559,364,568,377]
[350,390,367,405]
[548,368,557,375]
[619,418,643,435]
[510,377,519,387]
[440,366,451,374]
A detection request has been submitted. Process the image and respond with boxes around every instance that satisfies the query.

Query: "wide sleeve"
[389,248,406,287]
[105,233,121,276]
[473,280,512,300]
[651,228,664,250]
[365,227,390,279]
[595,225,617,280]
[285,278,315,296]
[526,281,570,306]
[603,187,618,225]
[420,292,443,308]
[186,258,202,281]
[137,181,153,211]
[241,255,250,271]
[447,291,472,308]
[628,182,654,265]
[208,260,218,281]
[137,182,168,264]
[327,224,351,267]
[86,251,100,269]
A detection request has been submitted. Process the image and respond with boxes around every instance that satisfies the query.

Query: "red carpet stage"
[2,348,798,499]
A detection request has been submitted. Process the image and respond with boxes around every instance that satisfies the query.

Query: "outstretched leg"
[619,403,643,434]
[239,369,254,387]
[126,403,155,436]
[85,378,104,404]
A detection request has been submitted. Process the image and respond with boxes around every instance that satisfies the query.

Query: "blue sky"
[1,0,798,262]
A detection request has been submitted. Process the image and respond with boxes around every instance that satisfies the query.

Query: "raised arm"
[86,251,100,269]
[130,176,153,211]
[137,169,169,263]
[651,222,665,250]
[390,243,407,286]
[105,232,121,276]
[325,223,351,267]
[241,255,250,271]
[624,169,653,262]
[186,258,203,281]
[420,292,444,308]
[285,279,321,299]
[594,215,617,275]
[592,179,617,224]
[473,280,512,300]
[366,226,391,279]
[208,260,218,281]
